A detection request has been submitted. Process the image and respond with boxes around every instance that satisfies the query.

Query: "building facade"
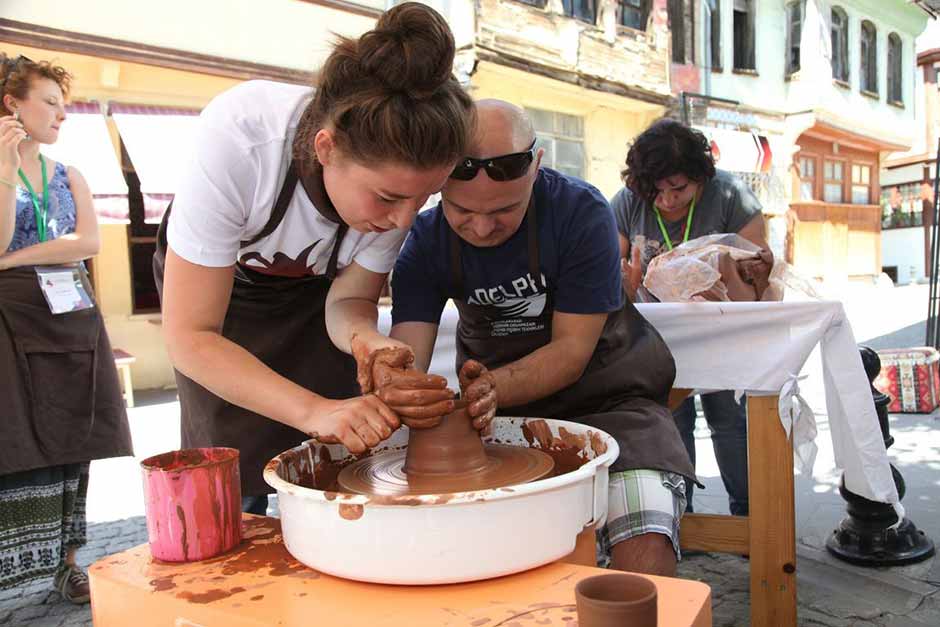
[669,0,932,282]
[880,19,939,285]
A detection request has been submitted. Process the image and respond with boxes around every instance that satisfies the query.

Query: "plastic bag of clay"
[642,233,819,302]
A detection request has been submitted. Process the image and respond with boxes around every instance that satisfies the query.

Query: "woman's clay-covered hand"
[299,395,400,454]
[350,334,416,394]
[621,244,643,301]
[372,359,456,429]
[459,360,497,431]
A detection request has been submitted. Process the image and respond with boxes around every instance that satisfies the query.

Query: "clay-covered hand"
[350,334,415,394]
[459,360,497,431]
[372,361,456,430]
[621,245,643,301]
[300,395,400,454]
[736,250,774,300]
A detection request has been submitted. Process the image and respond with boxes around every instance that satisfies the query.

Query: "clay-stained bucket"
[140,447,241,562]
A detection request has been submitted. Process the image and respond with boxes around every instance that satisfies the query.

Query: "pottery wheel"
[338,444,554,496]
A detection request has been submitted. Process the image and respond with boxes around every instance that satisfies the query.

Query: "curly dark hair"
[0,54,72,115]
[621,118,716,203]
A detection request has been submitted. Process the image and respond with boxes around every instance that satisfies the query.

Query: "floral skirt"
[0,463,89,589]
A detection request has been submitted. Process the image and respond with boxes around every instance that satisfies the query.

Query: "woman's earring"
[13,110,29,141]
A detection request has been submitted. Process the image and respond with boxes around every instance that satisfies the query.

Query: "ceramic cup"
[141,447,241,562]
[575,573,658,627]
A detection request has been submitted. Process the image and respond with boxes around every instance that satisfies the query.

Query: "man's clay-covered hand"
[737,249,773,300]
[459,360,497,431]
[372,361,456,430]
[350,336,415,394]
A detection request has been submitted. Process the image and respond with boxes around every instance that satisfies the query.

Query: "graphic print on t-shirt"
[468,271,549,337]
[238,239,326,277]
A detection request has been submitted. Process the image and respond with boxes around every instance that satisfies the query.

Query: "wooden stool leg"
[747,395,797,627]
[120,364,135,408]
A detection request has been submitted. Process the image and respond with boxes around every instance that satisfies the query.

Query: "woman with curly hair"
[0,54,133,602]
[610,117,771,518]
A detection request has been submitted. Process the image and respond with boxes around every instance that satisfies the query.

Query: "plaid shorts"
[597,469,688,565]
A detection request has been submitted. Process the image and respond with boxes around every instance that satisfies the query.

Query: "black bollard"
[825,346,935,566]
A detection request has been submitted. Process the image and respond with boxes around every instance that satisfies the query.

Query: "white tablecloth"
[379,300,899,508]
[635,301,899,509]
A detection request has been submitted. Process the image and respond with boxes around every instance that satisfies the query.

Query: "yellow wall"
[2,43,246,390]
[469,62,665,198]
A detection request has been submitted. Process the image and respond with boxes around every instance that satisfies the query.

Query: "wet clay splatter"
[177,586,246,604]
[338,503,364,520]
[147,518,320,599]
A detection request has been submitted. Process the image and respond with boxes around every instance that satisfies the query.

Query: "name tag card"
[35,265,95,315]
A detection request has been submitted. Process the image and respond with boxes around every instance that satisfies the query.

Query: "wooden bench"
[113,349,136,408]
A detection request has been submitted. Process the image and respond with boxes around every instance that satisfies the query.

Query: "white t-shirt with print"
[168,80,407,277]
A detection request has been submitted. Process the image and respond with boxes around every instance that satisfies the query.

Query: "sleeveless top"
[9,161,77,252]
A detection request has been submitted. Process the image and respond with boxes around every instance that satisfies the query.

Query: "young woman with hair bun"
[154,2,475,514]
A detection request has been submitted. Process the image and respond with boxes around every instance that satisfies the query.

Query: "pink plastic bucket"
[140,447,242,562]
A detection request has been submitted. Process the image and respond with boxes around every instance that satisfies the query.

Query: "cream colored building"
[3,0,674,392]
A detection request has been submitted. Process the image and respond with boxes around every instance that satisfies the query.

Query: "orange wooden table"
[89,516,712,626]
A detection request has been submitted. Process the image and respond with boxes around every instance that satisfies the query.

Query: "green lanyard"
[18,154,49,243]
[653,196,696,252]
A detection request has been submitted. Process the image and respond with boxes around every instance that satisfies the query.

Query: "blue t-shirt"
[391,168,623,328]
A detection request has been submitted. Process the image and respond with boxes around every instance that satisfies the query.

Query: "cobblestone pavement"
[0,518,147,627]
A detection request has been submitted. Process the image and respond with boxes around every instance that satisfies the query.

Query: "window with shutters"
[710,0,722,70]
[831,7,849,83]
[668,0,694,64]
[860,20,878,95]
[733,0,756,71]
[888,33,903,105]
[785,1,804,76]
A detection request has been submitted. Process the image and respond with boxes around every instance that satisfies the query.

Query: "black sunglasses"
[450,139,537,181]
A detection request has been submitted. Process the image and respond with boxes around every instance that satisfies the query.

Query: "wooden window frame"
[668,0,694,65]
[732,0,756,71]
[860,20,878,95]
[562,0,598,25]
[823,158,847,204]
[526,107,586,180]
[887,33,904,106]
[785,1,804,77]
[618,0,650,32]
[831,7,849,83]
[710,0,722,71]
[798,154,819,201]
[850,162,873,205]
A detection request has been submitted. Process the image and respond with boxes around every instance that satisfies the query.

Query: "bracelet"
[0,176,16,190]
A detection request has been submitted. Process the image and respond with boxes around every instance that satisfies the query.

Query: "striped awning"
[41,101,130,223]
[110,103,201,223]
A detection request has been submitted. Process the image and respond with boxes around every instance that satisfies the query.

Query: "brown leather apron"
[449,201,695,478]
[0,265,133,475]
[153,159,358,495]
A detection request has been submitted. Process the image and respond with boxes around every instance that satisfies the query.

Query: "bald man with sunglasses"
[390,100,694,576]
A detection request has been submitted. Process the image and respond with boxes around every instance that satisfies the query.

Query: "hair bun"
[357,2,456,101]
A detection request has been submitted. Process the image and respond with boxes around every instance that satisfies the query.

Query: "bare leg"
[64,547,77,567]
[609,533,677,577]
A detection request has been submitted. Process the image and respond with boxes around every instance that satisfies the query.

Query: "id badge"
[34,264,96,315]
